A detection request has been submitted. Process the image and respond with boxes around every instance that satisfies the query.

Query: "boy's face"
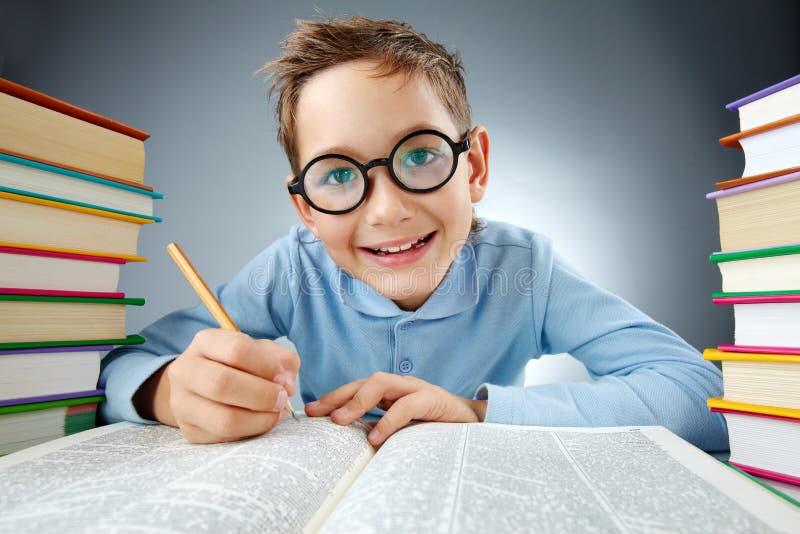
[288,60,488,310]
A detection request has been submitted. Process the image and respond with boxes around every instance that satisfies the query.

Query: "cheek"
[313,216,358,258]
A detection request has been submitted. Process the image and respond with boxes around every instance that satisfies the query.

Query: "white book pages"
[0,158,154,216]
[739,121,800,177]
[0,418,373,533]
[738,83,800,131]
[734,303,800,347]
[321,424,797,533]
[0,251,120,293]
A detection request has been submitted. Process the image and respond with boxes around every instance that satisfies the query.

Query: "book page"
[0,416,374,533]
[320,423,798,533]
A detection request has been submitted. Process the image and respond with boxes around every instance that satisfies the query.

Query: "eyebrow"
[308,122,451,162]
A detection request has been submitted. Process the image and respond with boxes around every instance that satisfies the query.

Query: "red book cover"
[0,78,149,141]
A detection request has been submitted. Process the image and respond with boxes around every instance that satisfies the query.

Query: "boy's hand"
[134,329,300,444]
[304,373,487,446]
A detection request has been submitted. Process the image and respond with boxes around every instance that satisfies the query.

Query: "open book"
[0,416,797,532]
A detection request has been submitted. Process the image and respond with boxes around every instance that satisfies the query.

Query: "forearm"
[478,366,728,451]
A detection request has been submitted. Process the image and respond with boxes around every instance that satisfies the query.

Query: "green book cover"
[712,290,800,298]
[724,462,800,509]
[0,334,145,351]
[0,395,105,415]
[0,294,145,305]
[710,244,800,264]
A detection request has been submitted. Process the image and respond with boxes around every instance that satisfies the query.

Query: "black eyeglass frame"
[287,129,472,215]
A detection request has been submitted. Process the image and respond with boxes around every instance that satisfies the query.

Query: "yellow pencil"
[166,242,296,420]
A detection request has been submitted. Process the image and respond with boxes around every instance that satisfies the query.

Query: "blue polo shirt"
[99,220,728,451]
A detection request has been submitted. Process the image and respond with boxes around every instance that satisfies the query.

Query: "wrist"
[133,363,177,426]
[468,399,487,422]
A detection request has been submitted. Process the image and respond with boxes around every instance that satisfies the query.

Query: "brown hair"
[259,15,471,172]
[259,15,484,236]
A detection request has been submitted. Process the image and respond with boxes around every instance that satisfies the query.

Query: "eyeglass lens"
[302,132,455,213]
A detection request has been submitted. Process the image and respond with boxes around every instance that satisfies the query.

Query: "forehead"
[294,60,458,162]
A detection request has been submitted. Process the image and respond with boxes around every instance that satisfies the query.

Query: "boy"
[100,16,728,451]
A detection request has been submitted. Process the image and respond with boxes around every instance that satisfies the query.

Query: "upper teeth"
[376,236,426,253]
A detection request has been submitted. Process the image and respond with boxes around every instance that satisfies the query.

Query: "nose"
[362,165,414,227]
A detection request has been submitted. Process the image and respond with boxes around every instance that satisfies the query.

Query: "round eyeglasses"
[287,129,471,215]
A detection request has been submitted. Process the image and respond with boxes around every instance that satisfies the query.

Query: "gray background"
[1,0,798,356]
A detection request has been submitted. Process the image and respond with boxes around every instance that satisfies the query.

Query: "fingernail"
[274,389,288,411]
[286,374,296,390]
[279,410,289,423]
[273,373,287,386]
[368,428,381,443]
[306,400,319,409]
[332,406,349,418]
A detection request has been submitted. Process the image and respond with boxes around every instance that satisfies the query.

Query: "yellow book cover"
[707,397,800,420]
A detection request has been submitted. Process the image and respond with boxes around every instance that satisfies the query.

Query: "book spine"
[0,185,162,222]
[726,74,800,111]
[723,463,800,507]
[0,151,162,196]
[706,169,800,199]
[0,245,126,264]
[0,293,144,305]
[719,112,800,149]
[715,165,800,190]
[0,287,125,299]
[0,78,149,140]
[713,294,800,305]
[710,244,800,263]
[711,407,800,424]
[0,345,112,355]
[704,347,800,363]
[0,394,105,414]
[0,334,145,351]
[0,389,105,408]
[0,242,146,263]
[707,397,800,419]
[0,190,155,225]
[0,148,155,192]
[717,344,800,355]
[728,462,800,488]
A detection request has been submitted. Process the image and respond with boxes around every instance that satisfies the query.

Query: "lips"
[366,232,435,255]
[358,231,437,267]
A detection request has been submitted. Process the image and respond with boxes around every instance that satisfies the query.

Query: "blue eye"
[401,149,437,168]
[321,168,359,186]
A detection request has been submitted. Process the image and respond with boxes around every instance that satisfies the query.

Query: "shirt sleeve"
[477,253,729,451]
[98,233,299,424]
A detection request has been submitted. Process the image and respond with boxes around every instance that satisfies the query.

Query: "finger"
[305,379,366,417]
[331,373,420,426]
[368,391,430,446]
[173,390,281,442]
[190,330,287,382]
[256,339,301,395]
[183,357,289,412]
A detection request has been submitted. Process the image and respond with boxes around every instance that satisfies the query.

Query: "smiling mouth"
[365,232,435,256]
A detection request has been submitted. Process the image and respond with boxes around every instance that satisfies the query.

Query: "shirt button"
[400,321,414,330]
[398,360,413,374]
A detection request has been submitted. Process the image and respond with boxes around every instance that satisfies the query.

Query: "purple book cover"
[706,169,800,200]
[0,345,112,356]
[726,74,800,111]
[0,389,104,407]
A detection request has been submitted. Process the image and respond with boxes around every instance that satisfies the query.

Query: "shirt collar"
[337,242,479,320]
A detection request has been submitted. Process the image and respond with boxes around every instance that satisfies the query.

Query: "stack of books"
[705,73,800,491]
[0,78,160,455]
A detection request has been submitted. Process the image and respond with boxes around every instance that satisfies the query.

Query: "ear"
[466,125,489,203]
[286,174,320,238]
